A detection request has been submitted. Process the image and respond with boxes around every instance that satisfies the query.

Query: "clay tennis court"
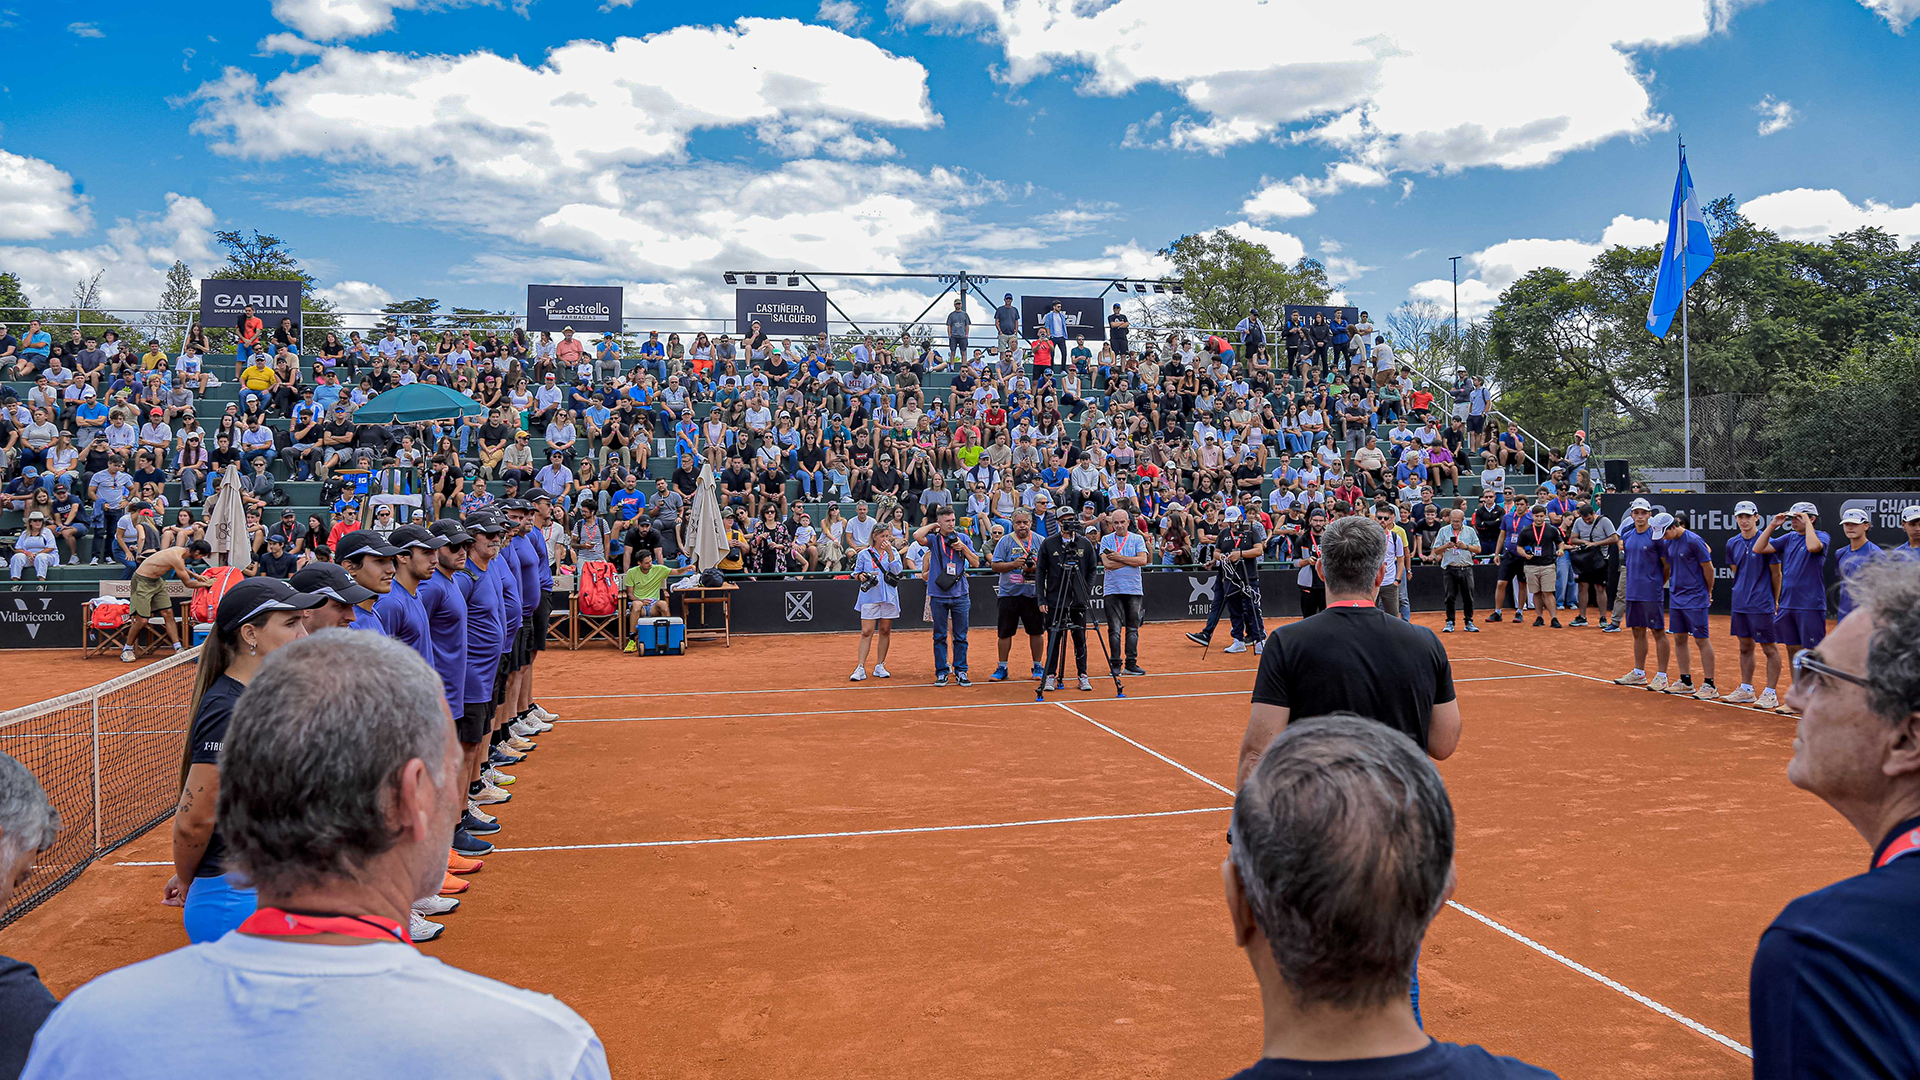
[1,615,1860,1079]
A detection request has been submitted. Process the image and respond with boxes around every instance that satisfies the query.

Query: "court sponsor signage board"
[735,289,828,339]
[526,284,624,333]
[1018,295,1105,342]
[200,279,302,342]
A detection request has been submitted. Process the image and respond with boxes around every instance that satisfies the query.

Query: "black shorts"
[494,660,512,704]
[1501,554,1528,583]
[531,602,550,653]
[457,701,491,745]
[996,592,1043,638]
[1467,414,1486,433]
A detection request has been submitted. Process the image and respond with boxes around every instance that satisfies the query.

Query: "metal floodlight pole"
[1448,255,1462,367]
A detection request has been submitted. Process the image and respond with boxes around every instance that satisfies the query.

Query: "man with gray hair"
[1749,560,1920,1078]
[0,753,59,1080]
[1223,715,1553,1079]
[21,633,609,1080]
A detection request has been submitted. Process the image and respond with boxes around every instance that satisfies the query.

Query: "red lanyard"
[1876,826,1920,870]
[239,906,413,946]
[1327,600,1375,609]
[1532,522,1548,549]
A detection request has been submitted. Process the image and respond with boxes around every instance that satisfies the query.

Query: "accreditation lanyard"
[238,907,413,946]
[1531,522,1549,555]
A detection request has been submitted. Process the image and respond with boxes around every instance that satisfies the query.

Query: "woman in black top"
[165,577,323,943]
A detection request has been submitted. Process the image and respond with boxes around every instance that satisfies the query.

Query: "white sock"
[1740,683,1752,693]
[1631,668,1644,677]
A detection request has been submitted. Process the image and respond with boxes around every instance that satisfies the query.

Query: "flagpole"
[1679,136,1692,479]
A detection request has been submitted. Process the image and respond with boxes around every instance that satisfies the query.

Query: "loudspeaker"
[1603,459,1631,491]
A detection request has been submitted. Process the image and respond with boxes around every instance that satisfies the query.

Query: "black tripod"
[1037,554,1126,701]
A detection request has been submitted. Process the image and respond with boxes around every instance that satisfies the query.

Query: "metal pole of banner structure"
[724,269,1183,340]
[799,274,867,337]
[1679,136,1692,479]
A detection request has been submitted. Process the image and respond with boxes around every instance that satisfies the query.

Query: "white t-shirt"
[22,932,608,1080]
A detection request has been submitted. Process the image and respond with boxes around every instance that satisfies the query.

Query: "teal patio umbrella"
[354,383,487,423]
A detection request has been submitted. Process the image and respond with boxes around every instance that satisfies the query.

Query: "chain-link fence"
[1586,392,1920,492]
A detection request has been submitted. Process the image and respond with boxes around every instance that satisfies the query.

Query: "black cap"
[215,577,325,634]
[464,513,507,536]
[291,561,375,605]
[430,518,472,545]
[389,523,448,551]
[529,490,553,504]
[501,498,531,511]
[335,529,402,561]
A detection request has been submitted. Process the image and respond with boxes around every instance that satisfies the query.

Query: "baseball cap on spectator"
[1629,497,1653,511]
[1733,500,1760,516]
[1789,501,1819,517]
[430,518,472,545]
[389,523,447,551]
[335,529,402,561]
[1224,506,1243,522]
[266,534,287,546]
[1904,506,1920,523]
[215,577,324,634]
[82,386,96,398]
[19,466,37,478]
[1840,508,1871,525]
[1650,512,1676,531]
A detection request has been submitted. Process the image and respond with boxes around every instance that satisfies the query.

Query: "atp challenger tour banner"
[735,288,828,338]
[200,279,302,343]
[1599,491,1920,614]
[526,284,624,333]
[1017,295,1105,342]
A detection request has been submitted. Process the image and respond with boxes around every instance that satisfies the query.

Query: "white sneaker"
[872,664,890,679]
[120,646,136,663]
[504,734,536,752]
[508,717,542,738]
[1648,673,1670,693]
[466,799,496,825]
[412,895,460,916]
[1692,683,1720,701]
[1722,687,1756,704]
[1222,640,1247,654]
[1756,688,1780,710]
[1253,639,1263,655]
[1077,674,1092,691]
[850,666,867,682]
[1613,671,1647,686]
[472,779,511,805]
[530,704,558,725]
[409,910,445,942]
[1043,675,1058,691]
[481,765,516,787]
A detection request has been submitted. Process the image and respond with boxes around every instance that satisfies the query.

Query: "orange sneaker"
[447,849,484,875]
[438,871,469,896]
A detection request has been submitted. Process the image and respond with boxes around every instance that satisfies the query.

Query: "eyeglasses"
[1791,649,1872,695]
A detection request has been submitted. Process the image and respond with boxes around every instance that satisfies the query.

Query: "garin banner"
[526,284,624,334]
[735,289,828,339]
[1018,295,1105,341]
[200,279,302,342]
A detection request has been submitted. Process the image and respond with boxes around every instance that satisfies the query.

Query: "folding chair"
[572,591,624,650]
[545,583,575,649]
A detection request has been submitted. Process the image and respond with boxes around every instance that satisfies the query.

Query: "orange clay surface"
[0,615,1863,1079]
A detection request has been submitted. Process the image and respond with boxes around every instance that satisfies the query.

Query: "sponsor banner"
[1018,295,1105,342]
[200,279,302,342]
[526,284,624,333]
[735,288,828,339]
[1601,491,1920,614]
[0,587,85,649]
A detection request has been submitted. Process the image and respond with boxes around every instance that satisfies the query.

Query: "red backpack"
[191,565,248,625]
[576,560,619,617]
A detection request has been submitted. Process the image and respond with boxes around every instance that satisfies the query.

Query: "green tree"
[0,271,30,333]
[380,297,444,335]
[208,229,339,349]
[1161,229,1330,332]
[146,260,199,352]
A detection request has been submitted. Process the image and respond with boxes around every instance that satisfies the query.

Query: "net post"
[91,692,104,853]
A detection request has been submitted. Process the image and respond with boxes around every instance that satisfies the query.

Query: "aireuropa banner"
[200,279,302,340]
[735,288,828,339]
[1018,295,1105,341]
[1599,491,1920,613]
[526,284,624,334]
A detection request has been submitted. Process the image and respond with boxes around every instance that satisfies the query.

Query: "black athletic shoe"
[1123,663,1145,676]
[1550,618,1563,628]
[1486,612,1503,623]
[956,671,972,687]
[1184,632,1209,646]
[1569,616,1589,627]
[1533,616,1546,627]
[460,810,500,836]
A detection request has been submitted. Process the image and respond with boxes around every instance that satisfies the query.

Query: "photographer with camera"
[989,509,1046,682]
[850,527,904,683]
[1037,504,1099,692]
[913,505,980,687]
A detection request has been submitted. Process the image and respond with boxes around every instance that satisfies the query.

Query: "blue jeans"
[184,872,257,943]
[929,595,970,676]
[241,447,276,470]
[1556,552,1577,607]
[239,388,268,414]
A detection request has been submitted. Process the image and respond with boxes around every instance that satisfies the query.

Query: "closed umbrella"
[206,464,251,567]
[684,462,728,571]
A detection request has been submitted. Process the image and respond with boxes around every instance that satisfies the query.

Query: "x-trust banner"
[735,288,828,339]
[526,284,624,334]
[200,279,302,338]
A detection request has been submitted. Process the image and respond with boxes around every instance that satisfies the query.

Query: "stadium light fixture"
[724,273,737,285]
[1170,284,1184,296]
[764,273,778,283]
[744,274,756,285]
[788,276,800,287]
[1153,283,1165,294]
[1133,283,1149,294]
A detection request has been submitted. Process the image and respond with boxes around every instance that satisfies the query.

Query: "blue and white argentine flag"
[1645,150,1716,338]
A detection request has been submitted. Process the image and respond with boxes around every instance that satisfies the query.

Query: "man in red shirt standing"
[234,304,263,380]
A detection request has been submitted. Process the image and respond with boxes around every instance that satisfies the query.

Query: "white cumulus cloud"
[0,149,94,241]
[267,0,479,41]
[0,191,217,310]
[1241,181,1316,221]
[818,0,870,32]
[1743,187,1920,245]
[1857,0,1920,31]
[1753,94,1796,136]
[316,280,395,312]
[1406,213,1663,316]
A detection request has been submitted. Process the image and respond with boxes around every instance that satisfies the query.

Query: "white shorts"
[860,601,900,621]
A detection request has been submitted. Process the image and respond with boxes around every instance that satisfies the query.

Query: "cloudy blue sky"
[3,0,1917,331]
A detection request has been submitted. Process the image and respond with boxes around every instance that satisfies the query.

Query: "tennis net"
[0,648,201,930]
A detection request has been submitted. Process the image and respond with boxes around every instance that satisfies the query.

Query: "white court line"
[540,666,1257,702]
[555,673,1564,727]
[1048,700,1754,1059]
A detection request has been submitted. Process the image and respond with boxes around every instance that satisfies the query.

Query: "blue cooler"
[635,616,684,656]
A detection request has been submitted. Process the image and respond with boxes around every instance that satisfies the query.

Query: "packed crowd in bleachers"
[0,299,1608,600]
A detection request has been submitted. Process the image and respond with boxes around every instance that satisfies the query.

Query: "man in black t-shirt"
[718,454,752,511]
[1517,503,1565,628]
[1224,717,1555,1080]
[1471,491,1503,558]
[1245,514,1461,783]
